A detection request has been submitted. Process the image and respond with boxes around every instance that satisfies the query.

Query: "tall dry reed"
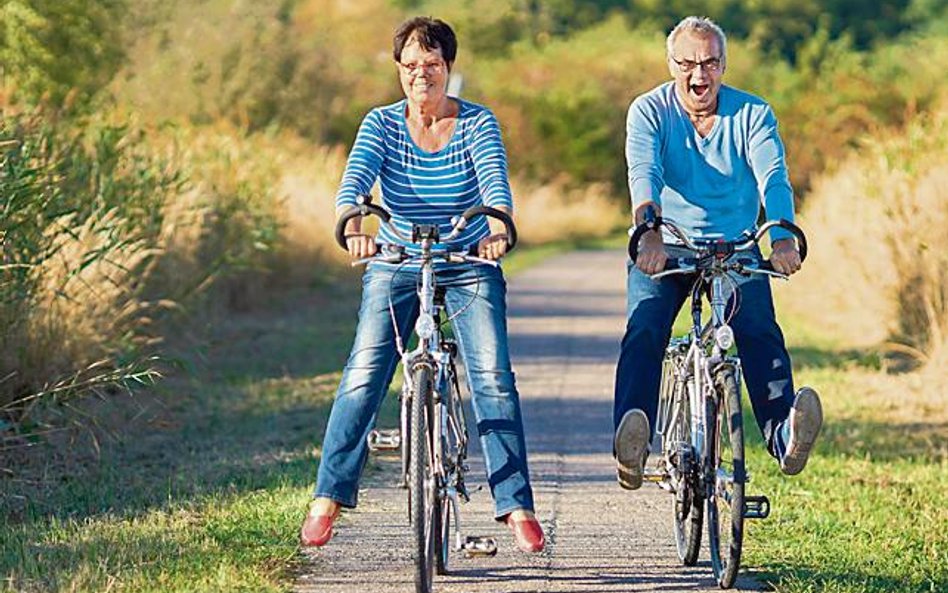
[781,110,948,377]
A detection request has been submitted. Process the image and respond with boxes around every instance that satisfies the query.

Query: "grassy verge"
[741,308,947,593]
[1,269,364,592]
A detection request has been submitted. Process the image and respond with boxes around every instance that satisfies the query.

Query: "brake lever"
[741,265,789,281]
[350,252,406,267]
[650,267,696,280]
[453,254,500,267]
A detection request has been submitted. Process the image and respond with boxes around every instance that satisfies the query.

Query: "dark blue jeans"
[614,256,795,459]
[315,262,535,518]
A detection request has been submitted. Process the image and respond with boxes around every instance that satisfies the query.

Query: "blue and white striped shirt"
[336,98,514,253]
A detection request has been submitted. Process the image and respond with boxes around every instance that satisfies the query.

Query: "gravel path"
[296,249,763,592]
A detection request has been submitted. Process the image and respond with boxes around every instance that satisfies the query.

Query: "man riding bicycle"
[614,16,823,490]
[300,16,544,554]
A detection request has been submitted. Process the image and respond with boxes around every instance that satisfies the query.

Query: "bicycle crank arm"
[743,495,771,519]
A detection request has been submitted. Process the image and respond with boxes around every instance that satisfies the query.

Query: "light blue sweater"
[626,82,794,242]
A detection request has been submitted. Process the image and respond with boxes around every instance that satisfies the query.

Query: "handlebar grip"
[334,199,392,250]
[459,205,518,251]
[627,216,664,262]
[774,219,808,263]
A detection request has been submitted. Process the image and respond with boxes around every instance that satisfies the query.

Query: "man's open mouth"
[691,83,710,98]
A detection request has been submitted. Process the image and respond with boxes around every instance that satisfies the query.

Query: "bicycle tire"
[662,353,703,566]
[707,367,746,588]
[435,495,450,574]
[401,388,411,489]
[410,365,435,593]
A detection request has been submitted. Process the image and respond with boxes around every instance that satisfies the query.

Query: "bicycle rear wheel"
[409,365,436,593]
[707,367,746,588]
[660,355,704,566]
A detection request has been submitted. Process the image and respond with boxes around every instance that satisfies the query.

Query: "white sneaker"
[615,409,650,490]
[780,387,823,475]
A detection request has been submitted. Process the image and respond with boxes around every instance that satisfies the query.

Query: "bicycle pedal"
[461,536,497,557]
[366,429,401,452]
[643,468,666,482]
[743,495,771,519]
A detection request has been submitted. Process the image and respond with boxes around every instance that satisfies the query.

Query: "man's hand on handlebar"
[633,201,667,274]
[769,238,801,276]
[636,231,668,274]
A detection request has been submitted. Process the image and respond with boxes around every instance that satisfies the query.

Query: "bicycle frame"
[636,215,806,587]
[655,273,744,494]
[335,195,517,581]
[395,232,472,553]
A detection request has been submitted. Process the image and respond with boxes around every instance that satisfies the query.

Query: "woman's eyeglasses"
[398,60,446,75]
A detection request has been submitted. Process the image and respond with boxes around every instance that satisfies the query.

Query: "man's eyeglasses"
[398,60,446,75]
[671,56,723,73]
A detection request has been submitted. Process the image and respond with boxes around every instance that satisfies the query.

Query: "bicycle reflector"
[415,315,438,341]
[715,325,735,350]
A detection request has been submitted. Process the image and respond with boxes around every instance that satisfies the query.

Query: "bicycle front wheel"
[707,367,746,589]
[409,365,436,593]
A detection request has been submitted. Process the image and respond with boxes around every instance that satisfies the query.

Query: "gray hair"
[666,16,727,62]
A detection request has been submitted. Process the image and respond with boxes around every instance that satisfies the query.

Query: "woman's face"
[397,36,449,107]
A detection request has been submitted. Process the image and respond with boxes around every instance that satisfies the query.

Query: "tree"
[0,0,126,108]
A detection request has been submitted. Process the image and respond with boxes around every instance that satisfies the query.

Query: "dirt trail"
[296,250,762,592]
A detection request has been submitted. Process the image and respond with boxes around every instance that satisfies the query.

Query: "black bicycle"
[629,213,807,588]
[335,195,516,593]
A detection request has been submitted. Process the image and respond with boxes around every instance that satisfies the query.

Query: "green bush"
[0,0,126,109]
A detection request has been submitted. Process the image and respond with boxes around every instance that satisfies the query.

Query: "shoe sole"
[615,410,649,490]
[781,387,823,475]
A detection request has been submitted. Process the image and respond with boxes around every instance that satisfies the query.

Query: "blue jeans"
[315,263,535,518]
[614,253,794,459]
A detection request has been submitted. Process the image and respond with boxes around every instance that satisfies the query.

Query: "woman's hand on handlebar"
[338,211,378,259]
[769,238,801,276]
[345,233,378,259]
[477,233,509,260]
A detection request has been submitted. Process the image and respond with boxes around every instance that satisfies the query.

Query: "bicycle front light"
[715,325,735,351]
[415,315,437,341]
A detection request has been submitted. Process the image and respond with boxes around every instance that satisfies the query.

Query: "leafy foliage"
[0,0,126,108]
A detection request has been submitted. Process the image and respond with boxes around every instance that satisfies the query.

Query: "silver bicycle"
[335,195,516,593]
[629,212,808,588]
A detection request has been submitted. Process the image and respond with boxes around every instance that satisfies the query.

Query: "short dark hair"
[393,17,457,66]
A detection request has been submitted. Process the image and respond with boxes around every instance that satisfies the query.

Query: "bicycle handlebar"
[334,194,518,252]
[627,216,808,272]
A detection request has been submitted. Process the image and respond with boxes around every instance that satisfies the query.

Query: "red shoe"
[300,507,339,547]
[506,515,545,553]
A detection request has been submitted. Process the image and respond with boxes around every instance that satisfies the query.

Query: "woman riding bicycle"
[300,16,544,554]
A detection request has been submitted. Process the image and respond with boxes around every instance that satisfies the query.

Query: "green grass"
[739,311,948,593]
[662,277,946,593]
[0,273,367,592]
